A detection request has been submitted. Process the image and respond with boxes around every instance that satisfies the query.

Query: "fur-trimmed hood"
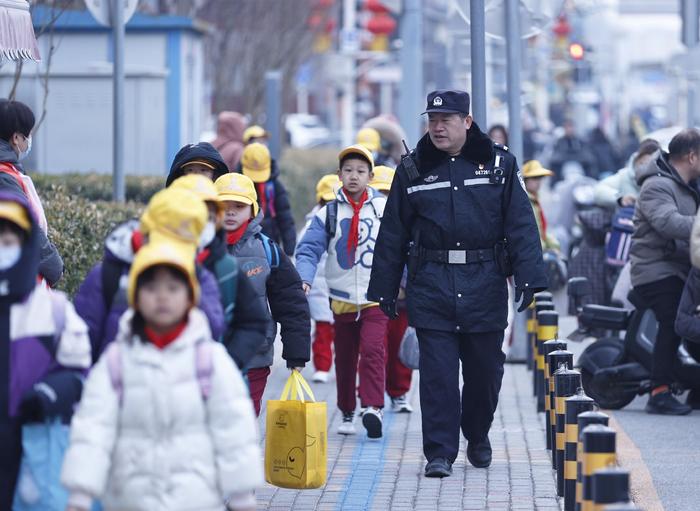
[414,121,495,172]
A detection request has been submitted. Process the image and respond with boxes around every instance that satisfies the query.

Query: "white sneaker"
[337,411,356,435]
[362,407,383,439]
[312,370,329,383]
[391,394,413,413]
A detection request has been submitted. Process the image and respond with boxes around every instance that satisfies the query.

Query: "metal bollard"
[555,368,582,497]
[564,392,595,511]
[543,339,567,450]
[535,291,553,302]
[547,348,573,465]
[592,467,630,511]
[536,309,558,411]
[576,412,610,511]
[527,301,536,371]
[581,425,616,511]
[533,301,555,396]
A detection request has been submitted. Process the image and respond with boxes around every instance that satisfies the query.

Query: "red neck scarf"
[256,182,267,215]
[226,220,249,246]
[144,320,188,350]
[345,188,368,260]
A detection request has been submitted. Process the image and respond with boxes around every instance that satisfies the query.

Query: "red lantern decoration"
[366,12,396,35]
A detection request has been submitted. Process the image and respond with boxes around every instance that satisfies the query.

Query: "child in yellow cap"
[298,174,341,384]
[62,240,262,511]
[296,145,389,438]
[215,173,310,416]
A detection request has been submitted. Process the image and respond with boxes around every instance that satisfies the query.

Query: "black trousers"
[634,276,685,388]
[416,328,505,463]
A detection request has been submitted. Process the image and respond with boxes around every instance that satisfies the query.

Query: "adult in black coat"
[368,89,547,478]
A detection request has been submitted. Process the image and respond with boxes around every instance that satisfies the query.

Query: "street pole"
[398,0,423,145]
[341,0,356,147]
[505,0,523,162]
[265,70,282,160]
[112,0,125,202]
[470,0,487,127]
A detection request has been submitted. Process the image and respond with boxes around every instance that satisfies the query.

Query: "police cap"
[423,89,470,115]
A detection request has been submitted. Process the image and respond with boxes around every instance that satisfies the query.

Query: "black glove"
[516,287,535,313]
[379,299,399,320]
[18,371,84,424]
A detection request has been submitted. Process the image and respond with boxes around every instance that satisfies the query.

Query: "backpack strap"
[259,233,280,269]
[105,342,124,404]
[101,259,123,313]
[195,340,214,400]
[265,181,277,218]
[325,200,338,242]
[0,162,29,195]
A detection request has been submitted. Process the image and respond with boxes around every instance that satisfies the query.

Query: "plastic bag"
[399,327,420,370]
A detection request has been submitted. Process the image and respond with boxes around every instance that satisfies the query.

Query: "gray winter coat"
[630,151,699,287]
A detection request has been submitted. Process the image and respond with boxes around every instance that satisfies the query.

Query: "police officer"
[368,90,546,478]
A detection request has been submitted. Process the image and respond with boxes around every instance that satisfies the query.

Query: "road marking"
[608,413,665,511]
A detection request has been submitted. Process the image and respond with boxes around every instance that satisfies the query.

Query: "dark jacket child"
[215,172,310,416]
[0,190,91,509]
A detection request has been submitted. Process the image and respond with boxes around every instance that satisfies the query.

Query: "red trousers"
[334,307,388,412]
[312,321,334,372]
[247,366,271,417]
[385,309,413,398]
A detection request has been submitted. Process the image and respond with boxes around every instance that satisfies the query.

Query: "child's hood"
[0,188,40,299]
[241,210,265,241]
[166,142,229,186]
[104,219,140,265]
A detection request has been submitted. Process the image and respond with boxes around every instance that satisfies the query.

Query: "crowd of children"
[0,98,418,509]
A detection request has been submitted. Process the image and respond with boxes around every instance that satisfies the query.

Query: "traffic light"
[568,43,584,60]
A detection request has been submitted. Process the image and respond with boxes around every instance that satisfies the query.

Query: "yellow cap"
[356,128,381,152]
[241,143,272,183]
[316,174,341,202]
[170,174,224,215]
[370,165,395,191]
[140,188,208,247]
[0,200,31,232]
[522,160,554,179]
[215,172,260,217]
[243,125,268,144]
[128,240,199,307]
[338,144,375,172]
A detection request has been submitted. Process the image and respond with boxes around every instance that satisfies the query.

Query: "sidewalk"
[255,361,561,511]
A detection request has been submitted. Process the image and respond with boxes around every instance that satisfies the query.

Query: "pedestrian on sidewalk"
[62,241,262,511]
[630,128,700,416]
[237,143,297,256]
[212,111,247,171]
[242,125,268,146]
[368,90,546,477]
[298,174,341,383]
[371,165,413,413]
[215,173,310,416]
[0,189,91,509]
[296,145,389,439]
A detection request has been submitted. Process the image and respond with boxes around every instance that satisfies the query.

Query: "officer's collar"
[415,121,494,169]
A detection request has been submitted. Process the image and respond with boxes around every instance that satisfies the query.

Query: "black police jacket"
[367,122,547,333]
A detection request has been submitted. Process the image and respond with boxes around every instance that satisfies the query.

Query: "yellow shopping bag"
[264,370,327,489]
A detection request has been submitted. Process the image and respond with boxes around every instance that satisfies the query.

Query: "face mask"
[0,245,21,270]
[199,221,216,249]
[17,135,32,161]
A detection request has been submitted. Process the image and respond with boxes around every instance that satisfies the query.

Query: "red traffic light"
[569,43,585,60]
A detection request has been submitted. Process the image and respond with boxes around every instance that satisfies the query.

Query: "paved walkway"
[255,360,561,510]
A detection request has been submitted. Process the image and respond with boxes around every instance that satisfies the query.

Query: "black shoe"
[467,437,492,468]
[687,390,700,410]
[646,390,692,415]
[425,457,453,478]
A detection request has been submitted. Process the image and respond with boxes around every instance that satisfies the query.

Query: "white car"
[285,114,334,148]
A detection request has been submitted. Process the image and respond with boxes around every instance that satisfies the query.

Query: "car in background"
[285,114,336,148]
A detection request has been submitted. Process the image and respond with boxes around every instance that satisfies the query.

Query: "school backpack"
[605,206,635,267]
[104,339,214,403]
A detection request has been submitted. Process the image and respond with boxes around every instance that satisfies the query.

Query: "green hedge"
[33,173,164,203]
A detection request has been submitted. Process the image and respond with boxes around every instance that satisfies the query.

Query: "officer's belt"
[421,247,495,265]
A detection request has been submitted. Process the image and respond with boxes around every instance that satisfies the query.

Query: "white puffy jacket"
[61,308,263,511]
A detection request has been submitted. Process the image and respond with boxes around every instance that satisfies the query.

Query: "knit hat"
[215,172,260,217]
[128,240,199,307]
[315,174,341,202]
[370,165,395,191]
[241,143,272,183]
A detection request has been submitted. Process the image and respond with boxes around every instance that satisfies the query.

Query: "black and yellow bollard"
[555,368,582,497]
[536,309,558,412]
[547,348,573,465]
[581,425,616,511]
[564,392,595,511]
[533,301,555,396]
[543,339,567,450]
[576,412,610,511]
[592,467,630,511]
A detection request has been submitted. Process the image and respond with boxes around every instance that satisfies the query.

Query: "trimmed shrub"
[33,173,164,204]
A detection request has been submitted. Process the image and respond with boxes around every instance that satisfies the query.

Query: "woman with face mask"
[0,99,63,286]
